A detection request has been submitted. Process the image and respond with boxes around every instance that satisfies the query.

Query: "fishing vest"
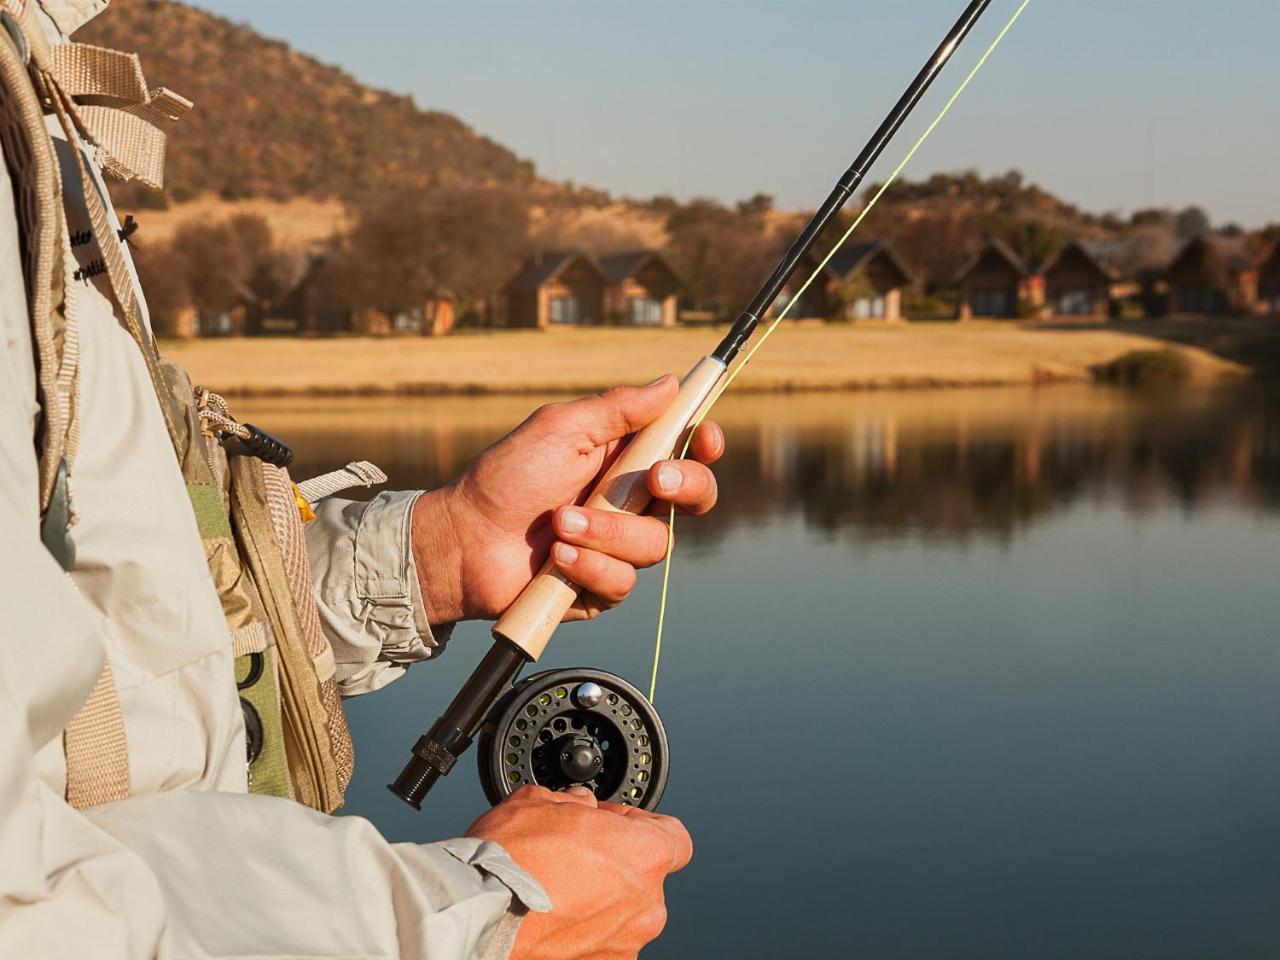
[0,0,362,813]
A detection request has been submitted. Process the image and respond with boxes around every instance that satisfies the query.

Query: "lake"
[243,384,1280,959]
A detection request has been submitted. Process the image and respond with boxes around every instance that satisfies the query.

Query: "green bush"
[1095,349,1193,386]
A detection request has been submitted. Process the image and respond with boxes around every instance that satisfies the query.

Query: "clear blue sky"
[184,1,1278,227]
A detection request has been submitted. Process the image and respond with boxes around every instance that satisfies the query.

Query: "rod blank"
[713,0,993,365]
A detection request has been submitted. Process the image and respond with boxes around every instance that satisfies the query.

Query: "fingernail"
[560,508,588,535]
[645,374,670,387]
[657,464,682,494]
[554,543,579,564]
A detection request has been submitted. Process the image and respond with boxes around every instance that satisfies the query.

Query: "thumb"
[555,785,601,808]
[567,375,678,446]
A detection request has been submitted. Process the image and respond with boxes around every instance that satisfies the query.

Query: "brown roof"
[953,237,1029,284]
[823,241,914,286]
[1039,239,1117,282]
[597,249,683,287]
[506,250,608,292]
[1165,235,1254,285]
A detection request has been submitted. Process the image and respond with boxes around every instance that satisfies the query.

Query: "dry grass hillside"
[80,0,539,208]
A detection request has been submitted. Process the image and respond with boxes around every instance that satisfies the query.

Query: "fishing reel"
[476,668,669,810]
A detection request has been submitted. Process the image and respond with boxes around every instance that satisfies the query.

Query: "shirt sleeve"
[86,793,550,960]
[0,489,548,960]
[307,489,457,697]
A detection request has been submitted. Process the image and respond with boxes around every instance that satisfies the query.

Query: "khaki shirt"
[0,2,547,956]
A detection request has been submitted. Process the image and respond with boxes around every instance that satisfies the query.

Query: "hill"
[79,0,539,207]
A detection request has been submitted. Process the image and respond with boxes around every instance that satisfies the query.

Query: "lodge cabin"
[265,253,350,335]
[777,242,913,322]
[503,251,608,328]
[598,251,681,327]
[194,304,250,337]
[1164,235,1256,316]
[955,239,1029,320]
[249,252,457,337]
[346,296,456,336]
[503,249,684,328]
[1039,240,1114,320]
[1257,241,1280,314]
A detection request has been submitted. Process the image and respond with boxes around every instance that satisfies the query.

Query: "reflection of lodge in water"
[238,388,1280,547]
[720,389,1280,542]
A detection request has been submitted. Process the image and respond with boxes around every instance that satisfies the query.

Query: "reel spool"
[477,668,669,810]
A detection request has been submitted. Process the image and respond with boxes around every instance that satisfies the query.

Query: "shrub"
[1094,349,1193,386]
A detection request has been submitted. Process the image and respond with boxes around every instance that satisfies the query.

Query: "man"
[0,1,722,957]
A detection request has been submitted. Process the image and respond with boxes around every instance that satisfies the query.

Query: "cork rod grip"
[492,355,727,660]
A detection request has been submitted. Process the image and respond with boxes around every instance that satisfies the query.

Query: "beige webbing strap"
[44,73,182,453]
[63,663,130,809]
[73,103,168,189]
[263,464,354,792]
[0,1,73,513]
[230,456,343,812]
[1,5,188,807]
[50,41,149,102]
[49,42,191,189]
[296,461,388,505]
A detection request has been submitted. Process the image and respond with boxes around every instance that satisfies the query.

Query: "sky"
[183,1,1280,227]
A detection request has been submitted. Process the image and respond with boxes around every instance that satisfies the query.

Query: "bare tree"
[664,198,777,317]
[338,185,532,313]
[532,211,655,256]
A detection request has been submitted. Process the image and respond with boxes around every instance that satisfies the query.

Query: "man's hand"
[412,375,724,623]
[466,785,692,960]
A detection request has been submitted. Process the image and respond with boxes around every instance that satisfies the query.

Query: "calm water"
[246,385,1280,959]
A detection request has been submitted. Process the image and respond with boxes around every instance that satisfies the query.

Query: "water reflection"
[241,385,1280,544]
[243,384,1280,959]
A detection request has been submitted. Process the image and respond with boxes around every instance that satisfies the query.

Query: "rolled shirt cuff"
[307,489,456,697]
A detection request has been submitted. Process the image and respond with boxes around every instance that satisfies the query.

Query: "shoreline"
[165,325,1247,398]
[192,374,1079,399]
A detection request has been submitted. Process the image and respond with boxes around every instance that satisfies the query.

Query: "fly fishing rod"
[390,0,996,811]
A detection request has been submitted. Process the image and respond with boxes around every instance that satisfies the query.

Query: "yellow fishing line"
[648,0,1032,703]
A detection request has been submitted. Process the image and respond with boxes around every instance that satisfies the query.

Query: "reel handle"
[492,355,726,660]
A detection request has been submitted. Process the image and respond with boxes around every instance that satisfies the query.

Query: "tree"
[339,185,532,313]
[663,199,777,317]
[735,193,774,216]
[532,208,654,256]
[1175,206,1211,240]
[132,214,296,334]
[1001,218,1065,270]
[133,241,191,336]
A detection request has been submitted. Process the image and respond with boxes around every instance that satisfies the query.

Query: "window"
[1177,285,1225,314]
[971,288,1011,317]
[784,291,819,318]
[851,295,886,319]
[549,295,582,325]
[1053,289,1094,315]
[627,297,663,326]
[392,310,423,333]
[198,310,234,337]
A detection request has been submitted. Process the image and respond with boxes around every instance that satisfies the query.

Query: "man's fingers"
[647,460,718,516]
[688,421,725,465]
[558,375,678,447]
[599,803,695,873]
[553,506,672,567]
[507,783,599,808]
[548,785,600,808]
[551,542,637,605]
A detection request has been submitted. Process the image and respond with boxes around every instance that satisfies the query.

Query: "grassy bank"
[164,323,1246,398]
